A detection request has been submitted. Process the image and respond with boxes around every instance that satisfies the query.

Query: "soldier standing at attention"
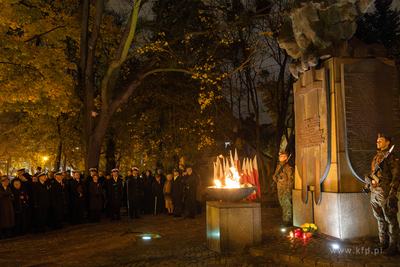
[272,151,293,227]
[368,134,400,256]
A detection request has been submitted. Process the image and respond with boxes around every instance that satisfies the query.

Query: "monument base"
[292,189,400,239]
[206,201,261,253]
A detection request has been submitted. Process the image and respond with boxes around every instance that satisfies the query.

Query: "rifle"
[271,154,292,192]
[363,145,395,194]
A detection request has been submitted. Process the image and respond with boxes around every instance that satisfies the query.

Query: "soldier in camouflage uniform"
[369,134,400,256]
[273,151,294,226]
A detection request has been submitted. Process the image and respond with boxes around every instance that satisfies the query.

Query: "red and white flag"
[253,155,261,197]
[242,158,248,184]
[234,149,241,175]
[249,158,257,200]
[230,150,235,169]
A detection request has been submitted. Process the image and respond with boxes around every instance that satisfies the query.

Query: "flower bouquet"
[301,223,317,237]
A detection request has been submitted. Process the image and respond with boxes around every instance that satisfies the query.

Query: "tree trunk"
[54,117,62,171]
[105,128,117,175]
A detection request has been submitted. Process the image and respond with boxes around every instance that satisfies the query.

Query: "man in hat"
[69,170,86,224]
[108,169,124,220]
[126,167,143,219]
[183,167,199,219]
[33,172,50,233]
[16,168,32,185]
[171,169,184,217]
[369,134,400,255]
[33,167,42,177]
[272,151,293,227]
[51,172,69,230]
[152,174,164,215]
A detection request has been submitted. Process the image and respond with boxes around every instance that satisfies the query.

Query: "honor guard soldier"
[272,151,294,227]
[367,134,400,255]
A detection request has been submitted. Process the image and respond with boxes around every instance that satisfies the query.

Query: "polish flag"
[224,158,228,175]
[230,150,235,169]
[253,155,261,198]
[242,158,248,184]
[249,158,256,186]
[214,162,217,181]
[249,158,257,200]
[219,159,224,185]
[245,159,254,201]
[235,149,241,175]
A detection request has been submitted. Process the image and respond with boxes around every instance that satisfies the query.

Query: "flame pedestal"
[206,201,261,253]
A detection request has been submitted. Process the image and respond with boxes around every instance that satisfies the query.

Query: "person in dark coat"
[171,169,184,217]
[102,174,111,216]
[108,169,124,220]
[89,174,102,222]
[86,168,97,220]
[0,176,15,238]
[126,167,144,219]
[152,174,164,215]
[69,170,86,225]
[11,179,28,236]
[51,172,69,230]
[33,172,50,233]
[183,167,199,219]
[157,169,167,185]
[143,170,155,214]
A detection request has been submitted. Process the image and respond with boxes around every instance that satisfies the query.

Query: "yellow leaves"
[198,91,215,111]
[259,31,275,37]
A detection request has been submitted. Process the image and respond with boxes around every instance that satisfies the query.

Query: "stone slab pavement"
[1,200,400,267]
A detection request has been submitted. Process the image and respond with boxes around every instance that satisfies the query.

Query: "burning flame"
[214,167,241,188]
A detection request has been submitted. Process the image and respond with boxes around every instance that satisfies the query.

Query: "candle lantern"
[294,229,302,237]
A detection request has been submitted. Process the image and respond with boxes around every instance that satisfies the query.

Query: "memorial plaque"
[343,59,400,179]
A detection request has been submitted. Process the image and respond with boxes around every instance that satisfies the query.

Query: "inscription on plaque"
[298,117,325,148]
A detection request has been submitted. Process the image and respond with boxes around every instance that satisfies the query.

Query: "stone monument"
[278,0,400,239]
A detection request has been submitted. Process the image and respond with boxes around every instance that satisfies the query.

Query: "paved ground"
[1,198,400,267]
[0,203,277,267]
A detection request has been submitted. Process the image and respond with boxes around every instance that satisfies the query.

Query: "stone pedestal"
[206,201,261,253]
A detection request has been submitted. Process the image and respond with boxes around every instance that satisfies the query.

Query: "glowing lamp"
[281,228,286,233]
[303,233,306,239]
[142,236,151,240]
[332,244,340,249]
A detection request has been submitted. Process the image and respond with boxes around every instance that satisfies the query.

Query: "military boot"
[382,242,399,256]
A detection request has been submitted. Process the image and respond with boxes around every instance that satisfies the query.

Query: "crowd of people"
[0,166,202,239]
